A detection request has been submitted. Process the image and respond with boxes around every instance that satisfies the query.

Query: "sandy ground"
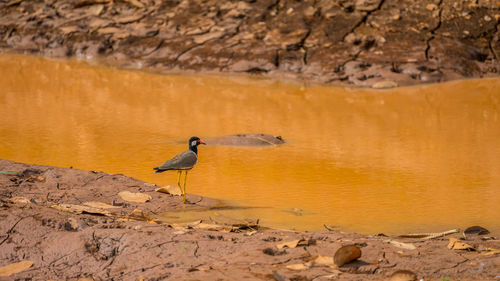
[1,158,499,281]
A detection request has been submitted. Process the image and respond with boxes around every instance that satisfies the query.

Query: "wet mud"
[1,158,500,280]
[0,0,499,87]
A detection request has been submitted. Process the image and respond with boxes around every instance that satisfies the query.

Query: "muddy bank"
[1,158,500,280]
[0,0,499,88]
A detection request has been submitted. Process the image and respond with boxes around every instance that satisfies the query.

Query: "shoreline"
[1,158,499,280]
[1,0,499,89]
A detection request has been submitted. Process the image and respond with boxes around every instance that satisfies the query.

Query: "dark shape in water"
[204,134,285,146]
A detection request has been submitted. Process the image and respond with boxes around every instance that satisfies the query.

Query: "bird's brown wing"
[157,150,198,170]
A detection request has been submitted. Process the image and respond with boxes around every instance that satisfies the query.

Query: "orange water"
[1,54,499,235]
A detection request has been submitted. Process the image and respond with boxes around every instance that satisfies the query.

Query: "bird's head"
[189,136,206,148]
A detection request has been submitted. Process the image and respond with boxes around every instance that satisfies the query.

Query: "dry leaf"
[51,204,111,216]
[59,26,79,34]
[286,263,309,270]
[277,238,313,249]
[84,201,119,209]
[0,260,34,277]
[155,185,182,196]
[8,196,30,204]
[385,240,416,250]
[128,208,146,219]
[87,4,104,16]
[480,248,500,256]
[118,191,152,203]
[277,239,300,249]
[314,255,334,266]
[447,238,474,250]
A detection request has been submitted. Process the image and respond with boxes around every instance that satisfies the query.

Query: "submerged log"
[204,134,285,146]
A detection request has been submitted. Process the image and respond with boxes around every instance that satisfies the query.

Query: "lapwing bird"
[154,136,206,203]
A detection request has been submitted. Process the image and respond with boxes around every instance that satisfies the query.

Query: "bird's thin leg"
[183,170,189,204]
[177,170,182,188]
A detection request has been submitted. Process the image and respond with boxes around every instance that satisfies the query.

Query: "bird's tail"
[153,167,166,173]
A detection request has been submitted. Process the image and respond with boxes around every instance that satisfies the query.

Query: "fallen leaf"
[155,185,182,196]
[51,204,111,216]
[87,4,104,16]
[447,238,474,250]
[286,263,309,270]
[128,208,146,219]
[314,255,334,266]
[480,248,500,256]
[84,201,120,209]
[8,196,30,204]
[0,260,34,277]
[118,191,152,203]
[277,239,300,249]
[59,26,80,34]
[385,240,416,250]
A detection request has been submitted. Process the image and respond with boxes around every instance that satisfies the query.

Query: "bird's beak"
[198,140,206,145]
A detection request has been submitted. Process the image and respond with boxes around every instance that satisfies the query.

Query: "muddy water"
[1,54,500,235]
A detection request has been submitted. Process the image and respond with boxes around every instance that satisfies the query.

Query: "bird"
[154,136,206,203]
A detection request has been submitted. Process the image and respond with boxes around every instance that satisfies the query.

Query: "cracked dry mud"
[1,158,500,280]
[0,0,499,87]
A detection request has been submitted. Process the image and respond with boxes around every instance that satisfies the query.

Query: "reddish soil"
[1,158,499,280]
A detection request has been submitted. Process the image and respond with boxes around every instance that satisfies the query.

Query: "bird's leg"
[183,170,189,204]
[177,170,182,188]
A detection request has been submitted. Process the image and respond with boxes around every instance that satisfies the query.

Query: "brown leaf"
[7,196,30,204]
[447,238,474,250]
[155,185,182,196]
[277,239,300,249]
[87,4,104,16]
[480,248,500,256]
[118,191,151,203]
[0,260,33,277]
[314,255,334,266]
[51,204,112,216]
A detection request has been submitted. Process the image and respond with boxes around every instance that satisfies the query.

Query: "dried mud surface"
[1,158,500,281]
[0,0,499,87]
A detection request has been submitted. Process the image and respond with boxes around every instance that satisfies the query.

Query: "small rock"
[64,218,80,231]
[334,245,361,266]
[372,80,398,89]
[464,226,490,236]
[484,15,492,21]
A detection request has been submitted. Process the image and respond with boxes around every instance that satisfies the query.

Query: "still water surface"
[1,54,500,235]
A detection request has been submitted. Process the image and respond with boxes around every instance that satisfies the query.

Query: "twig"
[398,229,459,240]
[0,216,30,246]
